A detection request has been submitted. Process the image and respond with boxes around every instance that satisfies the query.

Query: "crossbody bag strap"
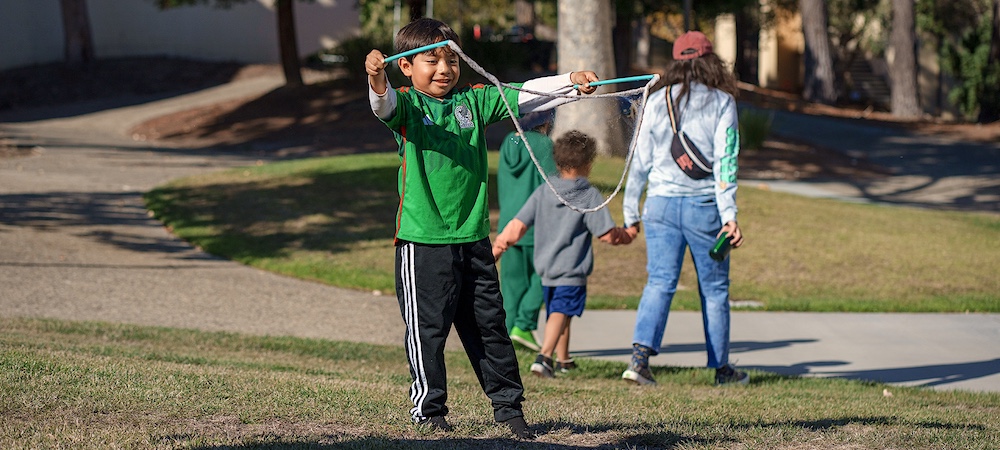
[666,85,681,134]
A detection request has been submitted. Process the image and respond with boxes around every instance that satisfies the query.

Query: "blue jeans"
[631,195,731,368]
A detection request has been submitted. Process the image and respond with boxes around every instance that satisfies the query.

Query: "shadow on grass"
[145,165,401,259]
[750,357,1000,388]
[183,428,716,449]
[572,338,819,358]
[178,415,984,449]
[781,416,986,432]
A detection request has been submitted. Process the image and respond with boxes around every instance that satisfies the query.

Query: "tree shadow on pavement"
[767,109,1000,213]
[748,357,1000,388]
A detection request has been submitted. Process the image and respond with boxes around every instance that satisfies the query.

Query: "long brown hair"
[663,53,738,107]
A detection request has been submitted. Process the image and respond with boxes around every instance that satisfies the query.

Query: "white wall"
[0,0,360,70]
[0,1,66,70]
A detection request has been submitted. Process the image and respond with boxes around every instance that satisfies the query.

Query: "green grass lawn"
[3,317,998,449]
[144,152,1000,312]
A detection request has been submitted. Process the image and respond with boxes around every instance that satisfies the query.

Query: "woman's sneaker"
[715,364,749,385]
[510,326,541,352]
[555,359,577,373]
[530,354,555,378]
[622,363,656,385]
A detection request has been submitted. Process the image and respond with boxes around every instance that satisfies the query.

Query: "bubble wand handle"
[574,74,657,89]
[383,40,454,64]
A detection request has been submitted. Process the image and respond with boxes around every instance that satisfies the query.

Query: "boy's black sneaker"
[715,364,749,385]
[420,415,453,432]
[504,416,535,440]
[555,359,577,373]
[530,354,554,378]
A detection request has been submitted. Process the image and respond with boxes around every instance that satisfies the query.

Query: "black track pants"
[395,239,525,423]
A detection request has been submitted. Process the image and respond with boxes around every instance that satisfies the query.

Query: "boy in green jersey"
[365,18,599,439]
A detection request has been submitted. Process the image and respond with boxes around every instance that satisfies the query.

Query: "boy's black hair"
[394,18,461,57]
[553,130,597,172]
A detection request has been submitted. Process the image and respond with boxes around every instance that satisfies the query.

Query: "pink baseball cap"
[673,31,713,60]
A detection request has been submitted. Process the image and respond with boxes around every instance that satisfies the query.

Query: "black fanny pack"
[667,87,713,180]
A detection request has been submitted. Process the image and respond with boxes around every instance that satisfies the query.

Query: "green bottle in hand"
[709,232,732,262]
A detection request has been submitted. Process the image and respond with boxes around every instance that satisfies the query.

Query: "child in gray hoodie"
[493,130,632,377]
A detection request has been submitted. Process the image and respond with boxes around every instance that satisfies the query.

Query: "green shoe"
[509,326,540,352]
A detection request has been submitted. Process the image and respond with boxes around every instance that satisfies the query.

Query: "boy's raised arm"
[518,71,600,114]
[366,49,396,120]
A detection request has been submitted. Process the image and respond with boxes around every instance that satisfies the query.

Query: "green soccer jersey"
[382,83,521,244]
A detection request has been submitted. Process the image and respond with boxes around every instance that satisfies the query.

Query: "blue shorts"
[543,285,586,317]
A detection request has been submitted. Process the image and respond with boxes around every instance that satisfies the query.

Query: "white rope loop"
[444,41,659,214]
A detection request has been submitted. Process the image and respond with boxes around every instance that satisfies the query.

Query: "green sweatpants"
[500,244,544,333]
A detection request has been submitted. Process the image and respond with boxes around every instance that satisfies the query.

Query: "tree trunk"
[613,3,634,80]
[981,0,1000,122]
[556,0,619,156]
[735,6,759,84]
[59,0,95,66]
[992,0,1000,64]
[408,0,424,22]
[799,0,837,104]
[889,0,920,118]
[276,0,303,87]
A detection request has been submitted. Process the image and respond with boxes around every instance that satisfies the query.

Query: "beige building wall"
[758,7,803,92]
[0,0,359,71]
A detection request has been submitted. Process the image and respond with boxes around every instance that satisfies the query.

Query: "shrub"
[739,108,773,152]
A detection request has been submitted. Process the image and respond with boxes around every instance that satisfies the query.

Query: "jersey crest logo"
[455,105,474,129]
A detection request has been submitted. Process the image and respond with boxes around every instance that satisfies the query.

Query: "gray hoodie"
[514,176,616,286]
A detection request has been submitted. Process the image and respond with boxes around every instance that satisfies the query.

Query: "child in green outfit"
[365,17,600,439]
[497,111,555,353]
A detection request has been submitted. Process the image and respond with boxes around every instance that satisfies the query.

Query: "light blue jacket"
[623,83,740,226]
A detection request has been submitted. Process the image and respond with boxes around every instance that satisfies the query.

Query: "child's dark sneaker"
[530,354,554,378]
[715,364,749,385]
[622,363,656,385]
[504,416,535,440]
[420,415,454,432]
[555,359,577,373]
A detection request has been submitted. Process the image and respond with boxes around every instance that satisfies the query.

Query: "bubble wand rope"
[442,40,659,213]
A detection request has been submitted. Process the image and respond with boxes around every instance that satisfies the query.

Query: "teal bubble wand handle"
[574,74,656,89]
[383,40,454,64]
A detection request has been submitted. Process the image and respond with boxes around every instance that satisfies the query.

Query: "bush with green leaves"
[941,19,1000,122]
[739,107,773,152]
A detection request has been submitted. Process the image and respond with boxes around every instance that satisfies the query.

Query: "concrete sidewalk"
[556,310,1000,393]
[2,74,998,395]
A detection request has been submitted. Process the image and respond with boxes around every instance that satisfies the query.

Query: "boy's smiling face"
[398,47,460,99]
